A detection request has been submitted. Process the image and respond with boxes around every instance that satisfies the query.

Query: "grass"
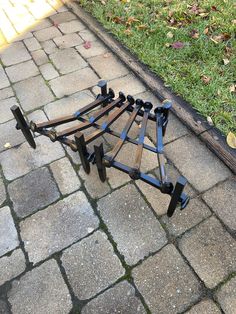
[78,0,236,135]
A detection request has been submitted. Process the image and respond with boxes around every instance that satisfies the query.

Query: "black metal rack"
[11,80,189,217]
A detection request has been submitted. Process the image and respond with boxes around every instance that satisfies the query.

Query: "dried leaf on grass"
[171,41,184,49]
[190,29,199,39]
[229,84,236,93]
[201,75,211,84]
[226,132,236,149]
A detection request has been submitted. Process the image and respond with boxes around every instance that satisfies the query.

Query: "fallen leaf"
[207,116,214,126]
[4,143,11,149]
[165,43,171,47]
[223,58,230,65]
[171,41,184,49]
[226,131,236,149]
[167,31,174,38]
[126,16,139,25]
[201,75,211,84]
[190,29,199,39]
[203,27,209,35]
[112,16,124,24]
[137,24,148,30]
[229,84,236,93]
[83,41,91,49]
[211,5,220,11]
[124,28,132,36]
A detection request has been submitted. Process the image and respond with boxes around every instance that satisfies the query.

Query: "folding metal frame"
[11,80,190,217]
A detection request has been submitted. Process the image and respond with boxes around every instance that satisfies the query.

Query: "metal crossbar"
[10,80,190,217]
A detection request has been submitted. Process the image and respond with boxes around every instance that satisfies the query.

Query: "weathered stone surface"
[98,184,167,265]
[0,176,6,206]
[41,39,58,54]
[79,165,111,199]
[0,65,10,89]
[6,60,39,83]
[0,249,26,286]
[0,136,65,180]
[53,33,83,48]
[31,49,49,66]
[20,191,99,264]
[179,216,236,288]
[50,48,87,74]
[0,42,31,66]
[49,67,98,97]
[0,207,19,257]
[8,260,72,314]
[50,11,76,24]
[76,40,108,59]
[165,135,231,192]
[93,74,146,96]
[79,29,97,42]
[216,276,236,314]
[8,167,60,218]
[27,110,48,124]
[50,157,81,195]
[186,299,221,314]
[62,231,125,300]
[13,76,54,111]
[39,63,59,80]
[30,19,52,32]
[34,26,61,42]
[0,97,17,124]
[44,89,94,118]
[202,179,236,232]
[58,20,85,34]
[133,244,201,314]
[161,197,211,236]
[0,119,25,153]
[23,37,41,51]
[0,300,9,314]
[81,281,146,314]
[89,53,129,80]
[0,87,14,100]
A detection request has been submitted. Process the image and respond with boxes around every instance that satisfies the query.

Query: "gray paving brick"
[179,216,236,288]
[215,276,236,314]
[0,97,17,124]
[62,230,125,300]
[30,19,52,32]
[98,184,167,265]
[50,48,87,74]
[34,26,61,42]
[39,63,59,80]
[161,197,211,236]
[44,89,94,118]
[0,119,25,153]
[165,135,231,192]
[0,300,9,314]
[50,11,77,24]
[53,33,83,48]
[27,110,48,125]
[23,37,41,51]
[50,157,81,195]
[31,49,49,66]
[13,75,54,111]
[0,65,10,89]
[81,281,146,314]
[89,53,129,80]
[133,244,201,314]
[8,167,60,218]
[64,144,81,165]
[20,191,99,264]
[0,42,31,66]
[49,67,99,98]
[5,60,39,83]
[41,39,58,54]
[0,87,14,100]
[0,136,65,180]
[0,176,6,207]
[79,29,97,42]
[93,73,146,96]
[0,249,25,286]
[0,206,19,257]
[8,259,72,314]
[76,40,108,59]
[202,179,236,232]
[186,299,221,314]
[79,164,111,199]
[58,20,85,34]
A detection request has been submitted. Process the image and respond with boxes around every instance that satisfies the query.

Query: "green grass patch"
[79,0,236,135]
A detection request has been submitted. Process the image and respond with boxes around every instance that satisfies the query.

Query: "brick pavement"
[0,1,235,313]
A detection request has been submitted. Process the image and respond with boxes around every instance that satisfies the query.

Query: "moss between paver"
[79,0,236,135]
